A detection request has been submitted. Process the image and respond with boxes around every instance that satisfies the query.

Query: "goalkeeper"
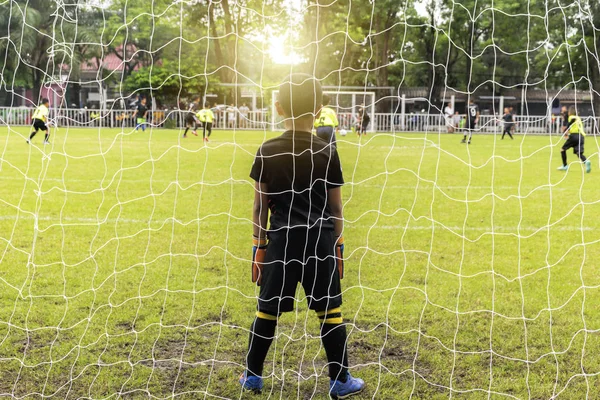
[196,103,214,142]
[314,94,339,148]
[240,74,364,399]
[557,106,591,173]
[27,98,51,144]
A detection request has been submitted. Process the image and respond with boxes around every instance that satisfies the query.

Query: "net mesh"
[0,0,599,399]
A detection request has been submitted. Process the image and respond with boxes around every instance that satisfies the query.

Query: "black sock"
[184,127,189,136]
[580,154,587,162]
[29,131,37,140]
[44,133,49,142]
[246,315,277,377]
[463,134,467,140]
[502,132,505,139]
[321,323,349,382]
[508,131,513,139]
[561,151,567,166]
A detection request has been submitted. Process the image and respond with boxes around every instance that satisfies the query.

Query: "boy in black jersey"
[501,108,514,140]
[240,74,364,398]
[461,99,479,144]
[183,98,200,138]
[132,97,149,132]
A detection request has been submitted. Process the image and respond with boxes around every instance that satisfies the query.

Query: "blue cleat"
[585,160,591,173]
[239,371,263,394]
[557,165,568,171]
[329,373,365,399]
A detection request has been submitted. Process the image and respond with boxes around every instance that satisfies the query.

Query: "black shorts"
[466,118,476,131]
[258,228,342,314]
[316,126,336,146]
[32,118,47,131]
[562,133,585,155]
[185,114,197,126]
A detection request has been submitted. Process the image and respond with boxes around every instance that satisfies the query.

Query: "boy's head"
[41,98,49,106]
[504,107,509,113]
[204,103,211,109]
[141,97,147,104]
[568,106,577,116]
[276,73,322,119]
[322,94,330,107]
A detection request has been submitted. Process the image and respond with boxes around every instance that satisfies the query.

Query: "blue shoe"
[557,165,568,171]
[329,373,365,399]
[239,371,263,393]
[585,160,591,173]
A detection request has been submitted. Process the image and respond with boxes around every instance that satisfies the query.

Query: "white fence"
[1,107,598,135]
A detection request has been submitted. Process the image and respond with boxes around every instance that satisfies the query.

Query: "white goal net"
[0,0,599,399]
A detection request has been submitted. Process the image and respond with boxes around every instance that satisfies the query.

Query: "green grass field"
[1,126,599,399]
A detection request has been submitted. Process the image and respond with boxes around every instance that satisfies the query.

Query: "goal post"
[271,90,376,132]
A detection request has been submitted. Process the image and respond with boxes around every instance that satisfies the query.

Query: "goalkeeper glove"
[336,236,345,279]
[252,236,268,285]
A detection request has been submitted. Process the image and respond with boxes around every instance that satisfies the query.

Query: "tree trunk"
[221,0,235,83]
[207,1,228,83]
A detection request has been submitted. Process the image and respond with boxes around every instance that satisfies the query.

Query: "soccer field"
[1,127,599,399]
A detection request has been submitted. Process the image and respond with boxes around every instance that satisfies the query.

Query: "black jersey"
[250,131,344,232]
[502,113,513,123]
[188,102,199,117]
[136,103,148,117]
[561,110,569,127]
[467,103,479,122]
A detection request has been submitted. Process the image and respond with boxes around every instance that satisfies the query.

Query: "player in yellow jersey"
[314,95,339,148]
[197,103,214,142]
[27,98,51,144]
[558,106,591,173]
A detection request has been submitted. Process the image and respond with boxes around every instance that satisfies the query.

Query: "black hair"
[322,94,330,107]
[277,73,322,118]
[41,98,49,104]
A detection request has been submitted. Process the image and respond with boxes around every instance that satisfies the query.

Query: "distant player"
[314,94,339,148]
[461,98,479,144]
[557,106,591,173]
[197,103,214,142]
[239,73,364,398]
[183,98,200,138]
[501,108,514,140]
[132,97,149,131]
[444,102,454,133]
[359,106,370,135]
[27,98,51,144]
[560,105,569,134]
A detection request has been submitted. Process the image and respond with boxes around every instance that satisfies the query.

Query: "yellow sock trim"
[323,317,343,324]
[256,311,278,321]
[316,307,341,317]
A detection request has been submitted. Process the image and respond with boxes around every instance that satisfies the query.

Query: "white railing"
[1,107,598,135]
[0,107,271,130]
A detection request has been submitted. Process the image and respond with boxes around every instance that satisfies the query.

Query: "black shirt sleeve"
[326,150,344,188]
[250,146,267,183]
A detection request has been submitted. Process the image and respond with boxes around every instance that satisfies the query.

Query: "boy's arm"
[253,181,269,241]
[327,187,344,239]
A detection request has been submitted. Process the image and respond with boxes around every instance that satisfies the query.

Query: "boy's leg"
[561,150,568,166]
[244,235,298,378]
[317,308,349,382]
[29,128,38,140]
[207,123,212,137]
[246,311,278,377]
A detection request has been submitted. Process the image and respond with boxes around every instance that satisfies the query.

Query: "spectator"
[227,103,237,129]
[444,102,454,133]
[239,103,250,128]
